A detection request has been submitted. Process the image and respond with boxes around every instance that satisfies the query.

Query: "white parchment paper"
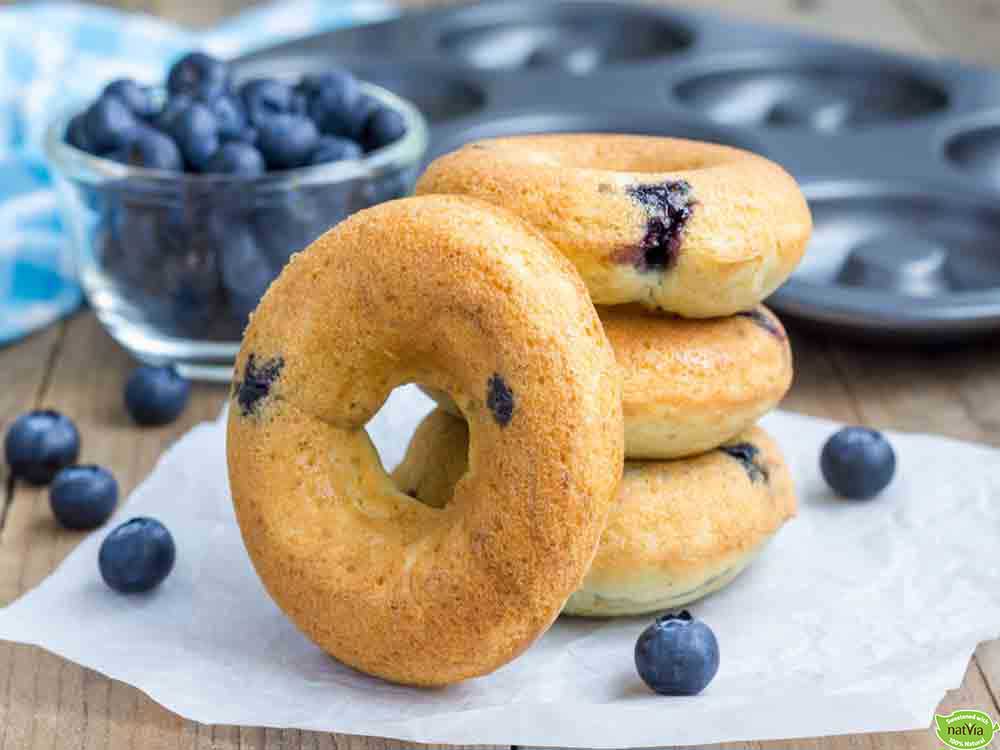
[1,385,998,748]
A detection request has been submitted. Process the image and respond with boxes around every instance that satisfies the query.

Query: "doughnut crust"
[227,195,624,686]
[394,411,796,617]
[427,304,793,459]
[416,134,812,317]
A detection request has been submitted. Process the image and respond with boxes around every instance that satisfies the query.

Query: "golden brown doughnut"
[416,134,811,317]
[394,411,796,617]
[426,304,792,459]
[227,195,623,686]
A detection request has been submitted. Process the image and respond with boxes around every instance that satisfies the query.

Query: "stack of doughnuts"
[413,134,811,616]
[226,134,811,686]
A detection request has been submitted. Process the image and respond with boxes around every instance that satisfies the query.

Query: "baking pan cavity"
[946,122,1000,188]
[675,59,948,132]
[437,2,692,73]
[431,110,761,161]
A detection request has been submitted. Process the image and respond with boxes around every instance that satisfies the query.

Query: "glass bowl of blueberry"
[45,52,428,381]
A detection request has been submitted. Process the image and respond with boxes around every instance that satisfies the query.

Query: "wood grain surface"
[2,1,999,749]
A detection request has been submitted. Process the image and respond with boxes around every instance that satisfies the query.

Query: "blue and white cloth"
[0,0,395,346]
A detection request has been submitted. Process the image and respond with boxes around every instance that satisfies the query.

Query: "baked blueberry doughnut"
[227,195,624,686]
[426,304,793,459]
[416,134,812,317]
[393,411,795,617]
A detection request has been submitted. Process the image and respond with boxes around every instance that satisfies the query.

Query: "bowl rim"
[44,81,429,187]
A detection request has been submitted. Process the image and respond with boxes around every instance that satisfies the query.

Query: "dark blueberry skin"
[166,51,230,100]
[208,94,247,140]
[83,94,139,153]
[204,141,265,176]
[103,78,156,119]
[308,135,362,165]
[168,102,219,171]
[65,114,94,152]
[115,128,182,171]
[235,354,285,417]
[49,465,119,530]
[4,410,81,485]
[360,106,406,152]
[635,611,720,696]
[486,374,515,427]
[718,442,769,484]
[619,181,695,272]
[305,71,362,138]
[124,365,191,426]
[240,78,295,126]
[220,224,275,322]
[821,426,896,500]
[256,114,319,170]
[99,517,175,594]
[152,92,193,132]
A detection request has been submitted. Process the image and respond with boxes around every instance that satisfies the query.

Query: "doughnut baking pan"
[235,1,1000,339]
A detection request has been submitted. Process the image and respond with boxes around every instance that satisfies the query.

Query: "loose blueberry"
[4,410,81,485]
[116,128,182,171]
[239,78,295,125]
[820,426,896,500]
[83,94,138,153]
[308,135,362,165]
[49,465,118,530]
[307,71,362,138]
[635,611,720,696]
[103,78,156,119]
[166,51,230,100]
[99,517,175,594]
[124,365,191,426]
[168,102,219,171]
[65,113,94,153]
[204,141,266,176]
[360,106,406,152]
[256,114,319,170]
[208,94,247,140]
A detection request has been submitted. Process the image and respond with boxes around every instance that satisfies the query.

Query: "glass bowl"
[45,84,428,381]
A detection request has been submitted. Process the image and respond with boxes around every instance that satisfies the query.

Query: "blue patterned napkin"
[0,0,395,346]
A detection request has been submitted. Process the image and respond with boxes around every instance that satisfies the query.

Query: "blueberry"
[307,71,362,138]
[256,114,318,170]
[99,517,175,594]
[204,141,265,176]
[308,135,362,165]
[49,465,118,530]
[360,106,406,152]
[83,94,139,153]
[239,78,294,125]
[209,94,247,140]
[4,410,81,485]
[116,128,182,171]
[124,365,191,426]
[820,426,896,500]
[103,78,156,119]
[348,94,380,139]
[220,224,276,322]
[168,102,219,171]
[152,93,192,132]
[252,200,317,267]
[290,90,309,116]
[65,113,94,153]
[166,51,230,100]
[635,611,720,696]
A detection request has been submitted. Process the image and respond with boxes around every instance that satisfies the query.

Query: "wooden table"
[2,1,999,748]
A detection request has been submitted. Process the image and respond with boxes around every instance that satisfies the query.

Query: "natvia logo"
[935,709,1000,749]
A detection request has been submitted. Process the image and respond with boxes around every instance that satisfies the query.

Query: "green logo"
[935,709,999,749]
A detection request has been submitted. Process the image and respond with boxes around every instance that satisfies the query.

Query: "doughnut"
[425,304,793,459]
[226,195,624,686]
[393,411,796,617]
[416,134,812,317]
